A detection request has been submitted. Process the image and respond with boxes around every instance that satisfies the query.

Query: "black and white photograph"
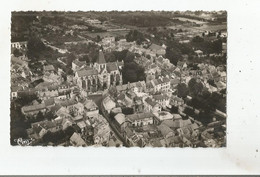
[1,0,260,175]
[10,10,227,147]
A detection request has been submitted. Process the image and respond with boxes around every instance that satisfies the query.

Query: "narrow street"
[87,94,127,146]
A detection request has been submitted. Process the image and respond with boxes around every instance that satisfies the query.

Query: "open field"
[82,30,130,39]
[172,17,208,25]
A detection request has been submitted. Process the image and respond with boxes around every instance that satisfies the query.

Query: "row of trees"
[126,30,146,45]
[191,36,223,54]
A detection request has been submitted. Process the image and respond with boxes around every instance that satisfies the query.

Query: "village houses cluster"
[11,12,226,147]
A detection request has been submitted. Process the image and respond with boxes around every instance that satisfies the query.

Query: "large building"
[74,50,123,92]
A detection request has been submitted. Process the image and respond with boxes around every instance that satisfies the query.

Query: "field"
[172,17,208,25]
[82,30,130,39]
[193,23,227,32]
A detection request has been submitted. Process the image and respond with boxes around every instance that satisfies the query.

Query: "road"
[87,94,127,146]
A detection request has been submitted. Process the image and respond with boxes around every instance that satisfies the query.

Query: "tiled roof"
[22,103,46,113]
[106,62,118,72]
[60,99,77,107]
[145,97,157,107]
[76,69,98,77]
[70,132,86,146]
[44,98,55,107]
[153,94,168,101]
[158,124,173,137]
[84,100,98,109]
[126,112,154,122]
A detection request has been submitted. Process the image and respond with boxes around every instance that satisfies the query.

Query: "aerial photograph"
[10,11,227,147]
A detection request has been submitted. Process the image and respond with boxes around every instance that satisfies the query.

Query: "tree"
[188,78,204,96]
[16,93,39,106]
[13,49,22,57]
[96,35,101,42]
[66,53,76,67]
[104,52,116,62]
[165,46,182,65]
[176,83,189,98]
[124,51,135,63]
[126,30,145,44]
[192,36,204,43]
[122,62,145,84]
[27,36,46,60]
[113,50,128,61]
[36,111,44,121]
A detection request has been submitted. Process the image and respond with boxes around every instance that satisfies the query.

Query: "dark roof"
[125,127,134,138]
[76,69,98,77]
[145,97,158,107]
[158,124,173,137]
[126,112,154,122]
[44,98,55,107]
[50,104,62,113]
[106,62,118,72]
[22,103,46,113]
[97,50,106,64]
[153,94,168,101]
[60,100,77,107]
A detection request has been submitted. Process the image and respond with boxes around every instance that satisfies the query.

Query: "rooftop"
[126,112,154,122]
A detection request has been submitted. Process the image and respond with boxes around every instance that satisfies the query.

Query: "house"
[84,99,99,117]
[158,124,175,139]
[72,59,86,71]
[126,112,154,127]
[114,113,126,132]
[93,117,111,145]
[117,93,133,107]
[43,65,55,74]
[150,77,171,93]
[43,98,55,108]
[21,103,47,116]
[194,50,203,58]
[179,40,190,44]
[103,96,116,113]
[27,119,63,140]
[128,81,146,93]
[152,94,170,108]
[70,132,87,146]
[59,99,78,110]
[169,96,184,108]
[11,86,23,99]
[144,97,161,113]
[148,44,166,56]
[102,36,115,44]
[11,41,27,49]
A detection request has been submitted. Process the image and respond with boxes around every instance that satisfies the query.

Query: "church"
[74,50,123,92]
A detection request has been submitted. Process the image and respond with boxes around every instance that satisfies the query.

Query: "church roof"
[107,62,118,72]
[76,69,98,77]
[97,50,106,64]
